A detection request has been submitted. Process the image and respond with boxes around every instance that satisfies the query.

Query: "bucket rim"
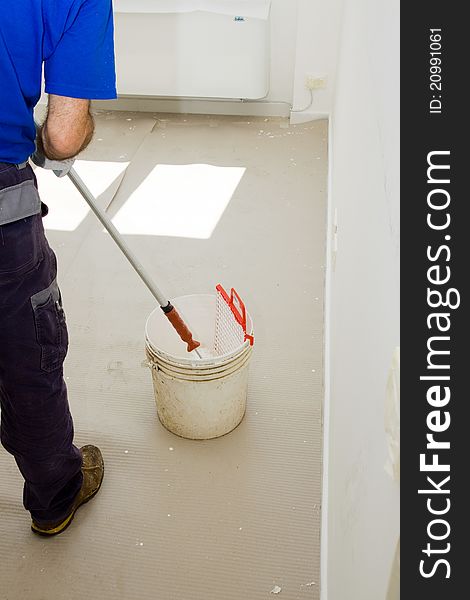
[146,342,252,370]
[146,338,251,369]
[149,347,253,381]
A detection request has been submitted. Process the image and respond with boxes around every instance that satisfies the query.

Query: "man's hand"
[31,140,75,178]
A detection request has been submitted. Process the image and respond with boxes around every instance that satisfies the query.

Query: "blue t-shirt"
[0,0,117,164]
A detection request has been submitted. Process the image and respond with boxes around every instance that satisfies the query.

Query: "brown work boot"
[31,445,104,536]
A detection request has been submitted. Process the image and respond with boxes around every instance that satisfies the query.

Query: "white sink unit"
[113,0,271,99]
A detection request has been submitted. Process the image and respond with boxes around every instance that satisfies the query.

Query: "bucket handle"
[216,284,254,346]
[231,289,254,346]
[230,288,246,330]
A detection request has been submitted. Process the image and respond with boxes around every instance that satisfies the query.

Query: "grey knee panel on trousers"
[0,179,41,225]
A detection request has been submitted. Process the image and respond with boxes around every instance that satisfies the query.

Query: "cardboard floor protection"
[0,113,327,600]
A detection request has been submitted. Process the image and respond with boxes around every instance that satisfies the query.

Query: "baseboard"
[38,93,327,124]
[91,96,292,118]
[289,111,330,125]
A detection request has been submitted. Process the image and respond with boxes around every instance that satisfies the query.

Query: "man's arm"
[37,95,95,160]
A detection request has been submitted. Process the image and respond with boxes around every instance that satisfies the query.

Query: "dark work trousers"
[0,162,83,525]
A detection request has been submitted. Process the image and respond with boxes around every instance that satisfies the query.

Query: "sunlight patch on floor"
[111,163,245,239]
[39,160,129,231]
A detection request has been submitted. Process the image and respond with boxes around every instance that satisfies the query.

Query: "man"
[0,0,117,536]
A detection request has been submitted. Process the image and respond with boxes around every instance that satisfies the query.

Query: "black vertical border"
[401,3,468,597]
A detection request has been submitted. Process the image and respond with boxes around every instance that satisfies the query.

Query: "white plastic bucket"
[145,294,254,439]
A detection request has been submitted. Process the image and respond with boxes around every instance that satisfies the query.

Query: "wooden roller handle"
[164,306,201,353]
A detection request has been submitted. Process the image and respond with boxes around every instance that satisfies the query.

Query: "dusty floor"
[0,112,327,599]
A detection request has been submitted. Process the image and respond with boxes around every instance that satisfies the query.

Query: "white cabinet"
[114,1,271,99]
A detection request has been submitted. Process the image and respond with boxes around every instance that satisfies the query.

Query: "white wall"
[272,0,343,119]
[323,0,400,599]
[291,0,343,123]
[267,0,299,102]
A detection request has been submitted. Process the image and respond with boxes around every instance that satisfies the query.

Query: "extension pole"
[67,167,201,355]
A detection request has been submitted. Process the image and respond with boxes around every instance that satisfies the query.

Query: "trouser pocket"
[31,279,69,372]
[0,215,44,281]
